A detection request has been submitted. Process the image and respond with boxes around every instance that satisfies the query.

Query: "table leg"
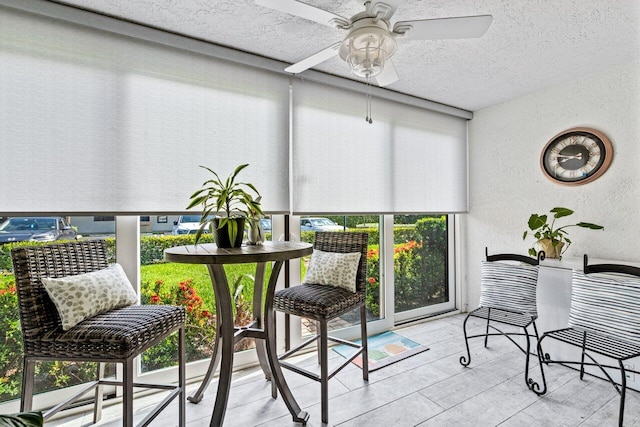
[253,262,277,398]
[188,292,223,404]
[264,260,309,423]
[207,265,235,427]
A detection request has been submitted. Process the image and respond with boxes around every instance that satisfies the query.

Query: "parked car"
[300,217,344,232]
[172,215,209,235]
[0,216,77,244]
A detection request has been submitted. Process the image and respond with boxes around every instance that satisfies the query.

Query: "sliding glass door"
[287,214,456,347]
[393,215,456,323]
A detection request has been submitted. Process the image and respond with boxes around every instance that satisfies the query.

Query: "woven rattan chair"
[460,248,544,389]
[11,240,185,426]
[273,231,369,424]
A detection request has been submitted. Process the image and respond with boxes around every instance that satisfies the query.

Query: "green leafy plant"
[522,207,604,257]
[142,278,215,369]
[0,277,22,400]
[187,164,263,245]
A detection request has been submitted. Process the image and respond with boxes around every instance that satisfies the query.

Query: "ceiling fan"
[255,0,493,87]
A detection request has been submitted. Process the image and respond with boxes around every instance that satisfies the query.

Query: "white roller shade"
[0,7,289,214]
[292,80,468,214]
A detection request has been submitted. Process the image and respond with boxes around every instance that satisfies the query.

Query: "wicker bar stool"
[11,240,185,426]
[273,231,369,424]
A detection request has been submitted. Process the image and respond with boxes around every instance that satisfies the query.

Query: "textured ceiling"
[51,0,640,111]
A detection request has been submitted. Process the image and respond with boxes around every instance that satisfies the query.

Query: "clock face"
[541,128,613,185]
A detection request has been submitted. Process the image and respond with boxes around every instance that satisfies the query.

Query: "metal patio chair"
[460,248,544,389]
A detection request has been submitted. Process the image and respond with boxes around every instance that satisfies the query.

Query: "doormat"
[333,331,429,372]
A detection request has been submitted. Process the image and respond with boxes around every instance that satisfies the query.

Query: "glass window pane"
[300,215,381,336]
[0,215,115,403]
[139,215,274,373]
[394,215,449,313]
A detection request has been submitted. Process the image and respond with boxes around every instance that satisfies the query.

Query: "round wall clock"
[540,127,613,186]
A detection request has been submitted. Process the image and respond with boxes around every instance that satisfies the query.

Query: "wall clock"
[540,127,613,186]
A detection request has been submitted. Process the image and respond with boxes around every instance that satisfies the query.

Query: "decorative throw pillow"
[569,270,640,346]
[42,263,138,331]
[479,261,539,316]
[301,250,361,292]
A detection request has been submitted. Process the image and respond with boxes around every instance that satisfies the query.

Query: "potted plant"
[187,164,263,248]
[522,207,603,259]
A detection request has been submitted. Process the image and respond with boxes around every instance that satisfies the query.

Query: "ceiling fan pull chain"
[365,75,373,124]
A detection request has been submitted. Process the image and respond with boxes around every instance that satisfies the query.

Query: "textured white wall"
[462,61,640,311]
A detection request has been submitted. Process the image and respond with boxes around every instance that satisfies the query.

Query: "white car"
[172,215,210,235]
[300,217,344,232]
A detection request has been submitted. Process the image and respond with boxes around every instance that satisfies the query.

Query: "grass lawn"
[140,262,274,313]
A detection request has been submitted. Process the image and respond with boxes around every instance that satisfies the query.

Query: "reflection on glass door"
[299,215,381,337]
[393,215,454,321]
[139,214,274,373]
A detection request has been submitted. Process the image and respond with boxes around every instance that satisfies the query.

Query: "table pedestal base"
[190,261,308,425]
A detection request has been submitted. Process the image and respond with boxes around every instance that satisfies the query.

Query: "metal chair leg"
[123,358,134,427]
[528,335,548,395]
[580,331,587,380]
[532,322,542,356]
[459,313,472,366]
[618,360,626,427]
[179,326,186,427]
[360,305,369,381]
[526,322,547,395]
[484,308,491,347]
[316,320,322,365]
[20,359,35,412]
[93,362,105,423]
[523,325,532,389]
[320,320,329,424]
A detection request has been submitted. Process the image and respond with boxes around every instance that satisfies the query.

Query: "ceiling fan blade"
[375,60,399,87]
[393,15,493,40]
[255,0,350,28]
[285,42,341,74]
[365,0,403,21]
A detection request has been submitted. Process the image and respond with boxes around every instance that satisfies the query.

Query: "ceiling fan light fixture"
[339,20,396,78]
[345,44,388,78]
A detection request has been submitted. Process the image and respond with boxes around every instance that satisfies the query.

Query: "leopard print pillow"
[302,250,361,292]
[42,263,138,330]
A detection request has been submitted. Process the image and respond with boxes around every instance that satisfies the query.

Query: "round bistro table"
[164,241,313,426]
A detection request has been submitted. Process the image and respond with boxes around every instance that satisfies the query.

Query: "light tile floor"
[46,314,640,426]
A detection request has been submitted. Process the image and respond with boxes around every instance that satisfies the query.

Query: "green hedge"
[300,226,416,247]
[0,226,428,272]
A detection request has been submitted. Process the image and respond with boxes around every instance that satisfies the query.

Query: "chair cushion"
[274,284,365,321]
[479,261,539,316]
[27,305,185,359]
[301,250,361,292]
[42,263,138,330]
[569,270,640,346]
